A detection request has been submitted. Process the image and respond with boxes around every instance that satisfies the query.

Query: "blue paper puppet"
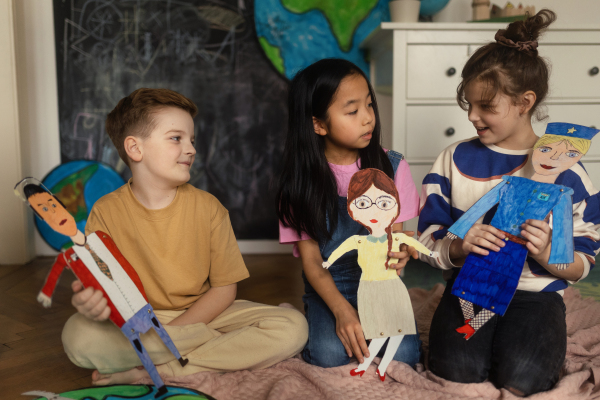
[446,123,598,339]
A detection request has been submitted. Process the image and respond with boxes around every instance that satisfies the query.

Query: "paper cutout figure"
[446,123,599,339]
[322,168,437,381]
[14,178,188,397]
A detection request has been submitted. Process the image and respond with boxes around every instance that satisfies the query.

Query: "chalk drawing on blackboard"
[54,0,289,239]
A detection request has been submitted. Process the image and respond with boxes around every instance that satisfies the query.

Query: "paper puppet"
[322,168,437,381]
[14,178,188,397]
[446,123,599,340]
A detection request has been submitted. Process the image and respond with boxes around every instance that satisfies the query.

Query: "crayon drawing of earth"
[255,0,391,79]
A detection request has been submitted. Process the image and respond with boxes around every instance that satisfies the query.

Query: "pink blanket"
[142,285,600,399]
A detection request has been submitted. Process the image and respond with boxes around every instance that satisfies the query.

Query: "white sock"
[356,337,387,371]
[377,335,404,376]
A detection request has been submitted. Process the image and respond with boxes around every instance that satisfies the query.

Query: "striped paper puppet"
[447,123,599,339]
[14,178,188,397]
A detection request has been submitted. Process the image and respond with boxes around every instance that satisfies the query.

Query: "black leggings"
[428,279,566,396]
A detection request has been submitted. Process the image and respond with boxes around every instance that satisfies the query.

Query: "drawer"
[406,105,475,159]
[540,45,600,99]
[406,45,470,99]
[532,103,600,158]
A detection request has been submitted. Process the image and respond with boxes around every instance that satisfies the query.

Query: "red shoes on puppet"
[456,320,475,340]
[350,368,385,382]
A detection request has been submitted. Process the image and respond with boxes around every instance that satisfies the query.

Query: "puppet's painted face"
[349,184,399,235]
[532,140,583,177]
[28,192,78,237]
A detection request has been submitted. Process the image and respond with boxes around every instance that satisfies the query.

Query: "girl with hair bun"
[418,10,600,396]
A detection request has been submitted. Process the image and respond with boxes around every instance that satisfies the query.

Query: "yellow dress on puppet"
[327,232,434,338]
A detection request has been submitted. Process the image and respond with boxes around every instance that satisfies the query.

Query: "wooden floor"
[0,255,305,399]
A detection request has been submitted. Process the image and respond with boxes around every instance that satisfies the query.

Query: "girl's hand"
[455,223,506,257]
[521,219,551,261]
[388,231,418,275]
[334,303,369,363]
[71,280,111,321]
[322,261,331,269]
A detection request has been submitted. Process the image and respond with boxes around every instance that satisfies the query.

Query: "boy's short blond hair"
[106,88,198,166]
[533,134,591,155]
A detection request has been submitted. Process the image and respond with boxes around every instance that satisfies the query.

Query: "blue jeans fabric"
[429,278,566,396]
[301,262,422,368]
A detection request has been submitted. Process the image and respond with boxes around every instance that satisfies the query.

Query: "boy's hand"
[334,303,369,363]
[521,219,552,261]
[71,280,111,322]
[455,223,506,258]
[388,231,418,275]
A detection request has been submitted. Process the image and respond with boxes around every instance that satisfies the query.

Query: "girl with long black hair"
[276,58,422,369]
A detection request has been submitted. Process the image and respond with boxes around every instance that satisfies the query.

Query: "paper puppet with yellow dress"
[322,168,437,381]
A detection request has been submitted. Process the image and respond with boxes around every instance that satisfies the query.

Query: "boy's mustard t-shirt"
[85,180,249,311]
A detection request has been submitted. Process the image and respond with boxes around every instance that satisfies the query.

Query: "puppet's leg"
[147,308,188,367]
[376,335,404,382]
[125,331,167,397]
[351,338,387,376]
[458,298,475,322]
[456,308,495,340]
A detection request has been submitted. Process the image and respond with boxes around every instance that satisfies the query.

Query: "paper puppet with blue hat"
[445,122,597,340]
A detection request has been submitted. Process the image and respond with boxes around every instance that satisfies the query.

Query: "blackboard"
[53,0,288,239]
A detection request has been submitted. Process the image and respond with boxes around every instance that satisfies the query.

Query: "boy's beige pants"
[62,300,308,376]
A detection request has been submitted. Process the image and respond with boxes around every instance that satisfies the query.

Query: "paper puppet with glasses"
[14,178,188,397]
[322,168,438,381]
[446,123,598,340]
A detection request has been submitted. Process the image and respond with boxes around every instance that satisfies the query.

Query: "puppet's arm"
[38,253,69,308]
[323,236,359,269]
[447,178,506,240]
[549,191,575,268]
[394,234,438,260]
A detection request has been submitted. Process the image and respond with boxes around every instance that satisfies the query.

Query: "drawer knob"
[445,127,455,136]
[446,67,456,77]
[591,67,599,76]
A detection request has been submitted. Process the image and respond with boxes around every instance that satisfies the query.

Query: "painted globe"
[420,0,451,17]
[254,0,392,80]
[35,160,125,251]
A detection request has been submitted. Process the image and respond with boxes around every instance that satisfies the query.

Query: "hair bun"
[500,9,556,53]
[495,29,538,56]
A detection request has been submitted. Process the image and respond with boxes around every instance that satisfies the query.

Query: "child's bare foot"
[92,366,149,385]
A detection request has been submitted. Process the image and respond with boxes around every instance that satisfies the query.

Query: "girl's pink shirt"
[279,157,420,257]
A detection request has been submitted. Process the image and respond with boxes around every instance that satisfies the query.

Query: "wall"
[13,0,62,257]
[0,0,33,264]
[434,0,600,23]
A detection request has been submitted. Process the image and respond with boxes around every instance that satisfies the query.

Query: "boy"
[62,88,308,385]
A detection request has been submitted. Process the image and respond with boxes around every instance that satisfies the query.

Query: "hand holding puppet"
[446,123,598,339]
[323,168,437,381]
[14,178,188,397]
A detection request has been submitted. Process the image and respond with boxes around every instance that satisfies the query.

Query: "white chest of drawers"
[361,23,600,232]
